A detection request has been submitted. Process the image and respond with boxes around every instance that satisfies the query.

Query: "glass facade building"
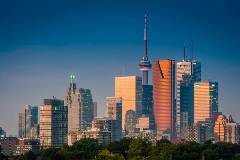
[40,99,68,149]
[153,60,175,139]
[194,82,218,123]
[115,76,142,130]
[176,61,201,137]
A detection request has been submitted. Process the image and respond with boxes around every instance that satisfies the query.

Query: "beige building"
[106,97,122,129]
[194,82,218,123]
[136,117,150,131]
[115,76,142,129]
[67,129,111,145]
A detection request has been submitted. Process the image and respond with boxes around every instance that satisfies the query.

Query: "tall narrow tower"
[139,11,151,85]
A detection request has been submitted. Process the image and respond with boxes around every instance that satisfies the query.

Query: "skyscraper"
[153,60,175,139]
[64,74,94,131]
[176,58,201,137]
[194,82,218,123]
[18,105,38,138]
[106,97,122,126]
[93,102,97,118]
[40,98,68,148]
[115,76,142,129]
[139,11,151,85]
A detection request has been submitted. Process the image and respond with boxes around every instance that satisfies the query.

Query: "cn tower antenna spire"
[139,11,152,85]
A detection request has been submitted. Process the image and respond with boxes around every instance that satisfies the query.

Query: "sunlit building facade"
[40,99,68,149]
[106,97,122,128]
[115,76,142,129]
[153,60,175,139]
[194,82,218,123]
[176,60,201,137]
[64,78,94,131]
[214,115,227,142]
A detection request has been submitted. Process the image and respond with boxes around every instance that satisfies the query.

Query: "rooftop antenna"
[184,42,186,61]
[191,40,194,60]
[70,73,75,93]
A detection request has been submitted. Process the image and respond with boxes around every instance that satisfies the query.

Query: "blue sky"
[1,0,240,135]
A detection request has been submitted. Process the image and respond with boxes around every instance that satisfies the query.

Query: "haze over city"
[1,0,240,136]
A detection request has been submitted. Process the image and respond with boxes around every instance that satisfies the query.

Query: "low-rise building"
[15,138,40,156]
[0,137,18,156]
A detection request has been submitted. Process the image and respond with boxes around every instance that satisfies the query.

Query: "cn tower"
[139,11,152,85]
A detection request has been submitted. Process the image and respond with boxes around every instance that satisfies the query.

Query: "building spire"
[144,10,147,60]
[70,73,75,93]
[139,11,152,85]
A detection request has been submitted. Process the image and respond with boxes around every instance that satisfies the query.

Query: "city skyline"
[1,0,240,135]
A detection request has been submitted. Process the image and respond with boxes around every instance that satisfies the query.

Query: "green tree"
[106,137,132,157]
[126,138,152,159]
[24,150,37,160]
[202,148,218,160]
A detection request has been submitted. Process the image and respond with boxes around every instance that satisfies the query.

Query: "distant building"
[40,98,68,149]
[67,129,111,145]
[214,115,227,142]
[136,116,150,131]
[185,123,207,144]
[106,97,122,128]
[0,137,18,156]
[92,117,122,142]
[194,82,218,123]
[124,110,137,135]
[64,74,94,131]
[115,76,142,129]
[15,138,40,156]
[153,60,175,139]
[18,105,38,138]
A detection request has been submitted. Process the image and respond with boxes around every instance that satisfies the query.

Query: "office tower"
[40,98,68,148]
[194,82,218,123]
[92,117,121,142]
[93,102,97,118]
[124,110,137,135]
[139,11,151,85]
[64,74,94,131]
[18,105,38,138]
[153,60,175,139]
[106,97,122,128]
[176,49,201,137]
[115,76,142,129]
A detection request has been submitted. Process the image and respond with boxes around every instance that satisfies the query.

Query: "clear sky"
[1,0,240,136]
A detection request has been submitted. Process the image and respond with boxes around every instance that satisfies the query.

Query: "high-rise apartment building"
[40,98,68,148]
[115,76,142,129]
[64,74,94,131]
[214,115,227,142]
[194,82,218,123]
[18,105,38,138]
[185,123,207,144]
[153,60,175,139]
[176,60,201,137]
[106,97,122,128]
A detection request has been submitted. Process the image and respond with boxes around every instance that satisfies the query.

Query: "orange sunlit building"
[153,60,175,139]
